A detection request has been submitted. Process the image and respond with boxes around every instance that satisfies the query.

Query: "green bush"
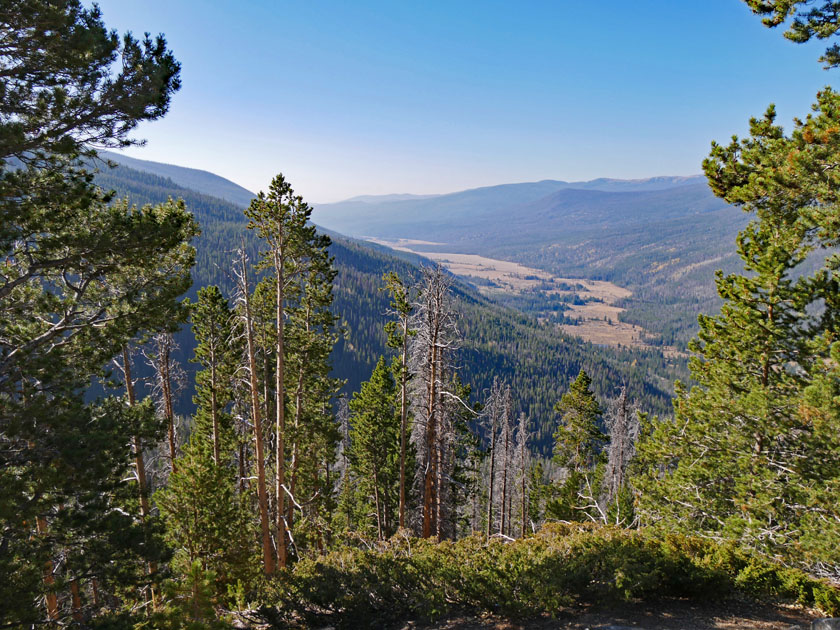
[263,524,840,628]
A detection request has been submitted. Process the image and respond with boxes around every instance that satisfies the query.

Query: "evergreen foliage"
[266,523,840,627]
[548,371,608,522]
[636,89,840,574]
[348,356,401,539]
[0,2,191,624]
[744,0,840,67]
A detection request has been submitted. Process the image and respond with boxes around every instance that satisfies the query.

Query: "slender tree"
[348,357,401,539]
[484,377,503,537]
[383,271,414,530]
[191,286,237,466]
[232,249,274,576]
[514,411,530,538]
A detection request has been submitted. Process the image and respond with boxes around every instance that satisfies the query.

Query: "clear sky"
[96,1,835,203]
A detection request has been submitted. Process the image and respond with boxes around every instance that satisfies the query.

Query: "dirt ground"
[401,599,818,630]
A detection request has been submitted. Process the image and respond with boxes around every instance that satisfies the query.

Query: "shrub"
[262,524,840,628]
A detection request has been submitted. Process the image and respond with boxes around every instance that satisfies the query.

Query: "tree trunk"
[36,516,58,622]
[486,417,497,538]
[399,319,408,529]
[288,301,310,531]
[158,337,177,474]
[122,347,158,609]
[521,443,527,539]
[274,249,287,568]
[70,578,83,622]
[373,466,383,540]
[240,257,275,575]
[210,353,220,465]
[423,337,438,538]
[500,440,508,536]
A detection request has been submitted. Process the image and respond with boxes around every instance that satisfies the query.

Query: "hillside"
[314,176,747,347]
[100,151,256,208]
[92,157,686,452]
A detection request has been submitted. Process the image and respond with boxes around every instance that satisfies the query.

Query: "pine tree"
[284,235,342,554]
[245,173,327,567]
[348,357,401,539]
[155,434,255,605]
[191,286,237,466]
[232,249,274,576]
[547,370,607,522]
[382,271,414,530]
[0,3,188,624]
[637,91,840,571]
[155,285,253,601]
[743,0,840,68]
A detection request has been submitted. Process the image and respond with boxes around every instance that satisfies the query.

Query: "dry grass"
[369,240,677,352]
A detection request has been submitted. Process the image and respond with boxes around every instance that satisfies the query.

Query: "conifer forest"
[4,1,840,628]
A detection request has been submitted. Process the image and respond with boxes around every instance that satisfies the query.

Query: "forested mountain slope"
[94,158,684,452]
[100,150,256,208]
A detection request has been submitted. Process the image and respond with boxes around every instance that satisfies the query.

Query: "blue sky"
[97,1,834,203]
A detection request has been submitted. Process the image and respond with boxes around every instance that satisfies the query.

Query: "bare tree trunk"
[156,336,177,474]
[239,254,275,575]
[486,415,497,538]
[520,436,527,539]
[435,420,444,541]
[499,387,512,537]
[500,434,508,536]
[423,338,438,538]
[122,347,158,609]
[274,249,287,568]
[399,322,408,529]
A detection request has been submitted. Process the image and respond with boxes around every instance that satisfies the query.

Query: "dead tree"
[145,333,185,474]
[484,377,503,537]
[409,265,459,539]
[498,385,513,536]
[514,411,530,538]
[604,386,640,525]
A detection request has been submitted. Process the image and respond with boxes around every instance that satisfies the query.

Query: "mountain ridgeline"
[314,175,749,348]
[95,154,685,452]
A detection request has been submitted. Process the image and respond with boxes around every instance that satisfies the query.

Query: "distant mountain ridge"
[312,175,712,240]
[100,151,255,208]
[328,175,705,207]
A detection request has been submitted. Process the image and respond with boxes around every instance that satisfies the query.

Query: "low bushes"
[263,523,840,628]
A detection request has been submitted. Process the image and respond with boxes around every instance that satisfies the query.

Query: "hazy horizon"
[96,1,830,202]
